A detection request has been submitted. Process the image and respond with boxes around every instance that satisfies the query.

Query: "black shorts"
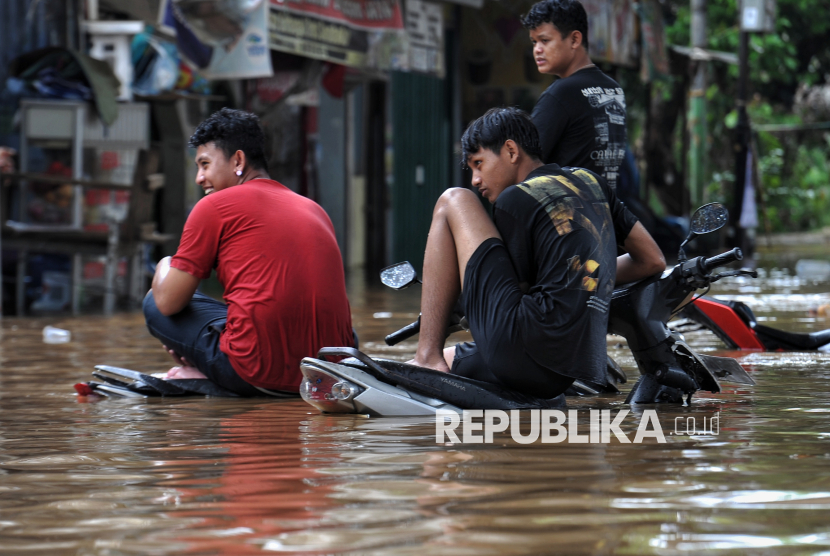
[450,238,574,399]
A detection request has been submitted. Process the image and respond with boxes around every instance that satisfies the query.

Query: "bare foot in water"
[408,346,455,373]
[162,345,207,380]
[166,365,208,379]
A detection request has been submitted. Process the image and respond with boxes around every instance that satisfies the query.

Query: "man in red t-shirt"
[143,108,354,396]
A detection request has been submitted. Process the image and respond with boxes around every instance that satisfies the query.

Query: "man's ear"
[570,30,583,50]
[232,150,247,172]
[503,139,521,163]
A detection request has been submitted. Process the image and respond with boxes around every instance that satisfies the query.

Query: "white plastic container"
[43,326,71,344]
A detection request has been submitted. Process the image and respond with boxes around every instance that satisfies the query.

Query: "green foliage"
[663,0,830,232]
[760,134,830,231]
[665,0,830,92]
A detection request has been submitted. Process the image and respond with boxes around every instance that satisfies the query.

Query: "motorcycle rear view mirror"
[678,203,729,262]
[380,262,421,290]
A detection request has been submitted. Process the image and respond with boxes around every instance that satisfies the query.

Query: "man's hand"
[151,256,200,316]
[616,222,666,285]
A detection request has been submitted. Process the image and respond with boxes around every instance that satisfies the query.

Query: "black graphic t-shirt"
[531,67,627,190]
[493,164,637,383]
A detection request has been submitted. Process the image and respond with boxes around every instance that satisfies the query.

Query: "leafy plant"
[661,0,830,232]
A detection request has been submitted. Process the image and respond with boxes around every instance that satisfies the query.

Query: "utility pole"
[732,0,775,254]
[688,0,707,210]
[731,30,750,252]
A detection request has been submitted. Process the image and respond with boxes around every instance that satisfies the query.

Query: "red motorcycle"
[678,296,830,351]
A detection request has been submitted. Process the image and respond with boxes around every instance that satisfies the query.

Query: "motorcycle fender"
[695,353,756,386]
[671,341,721,393]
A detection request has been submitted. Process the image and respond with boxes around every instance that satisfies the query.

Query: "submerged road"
[1,252,830,555]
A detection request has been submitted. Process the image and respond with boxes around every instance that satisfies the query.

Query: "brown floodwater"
[2,256,830,555]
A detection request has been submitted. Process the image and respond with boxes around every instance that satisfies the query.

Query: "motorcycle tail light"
[299,365,363,413]
[330,381,360,400]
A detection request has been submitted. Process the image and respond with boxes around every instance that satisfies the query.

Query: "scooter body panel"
[683,296,830,351]
[687,297,765,350]
[609,270,690,352]
[299,351,566,417]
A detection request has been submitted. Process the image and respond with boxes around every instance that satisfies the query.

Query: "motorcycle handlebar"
[701,248,743,272]
[385,318,421,346]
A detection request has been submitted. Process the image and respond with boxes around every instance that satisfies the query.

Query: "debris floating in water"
[43,326,71,344]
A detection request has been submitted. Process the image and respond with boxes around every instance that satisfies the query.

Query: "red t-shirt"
[171,179,353,391]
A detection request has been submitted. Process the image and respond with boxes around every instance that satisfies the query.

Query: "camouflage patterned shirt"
[492,164,637,383]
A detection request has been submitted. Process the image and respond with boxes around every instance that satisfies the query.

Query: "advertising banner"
[269,0,408,71]
[637,0,669,81]
[609,0,637,67]
[162,0,274,80]
[268,0,444,77]
[581,0,638,68]
[269,0,404,30]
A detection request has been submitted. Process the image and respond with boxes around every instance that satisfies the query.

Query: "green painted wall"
[391,71,452,272]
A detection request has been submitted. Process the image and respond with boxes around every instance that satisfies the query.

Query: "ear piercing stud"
[236,170,242,176]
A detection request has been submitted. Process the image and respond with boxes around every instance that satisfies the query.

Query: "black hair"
[461,107,542,164]
[188,107,269,172]
[521,0,589,52]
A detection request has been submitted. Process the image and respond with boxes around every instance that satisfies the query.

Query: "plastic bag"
[131,30,179,96]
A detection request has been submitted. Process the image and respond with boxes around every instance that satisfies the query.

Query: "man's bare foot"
[161,345,205,379]
[166,365,208,379]
[407,356,451,373]
[408,345,456,373]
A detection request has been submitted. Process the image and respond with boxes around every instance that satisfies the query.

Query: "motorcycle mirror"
[690,202,729,235]
[380,261,420,290]
[678,203,729,261]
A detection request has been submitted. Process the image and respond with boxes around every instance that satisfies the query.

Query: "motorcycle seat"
[334,352,566,411]
[753,324,830,351]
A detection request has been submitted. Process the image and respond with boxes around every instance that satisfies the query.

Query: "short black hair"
[461,107,542,165]
[521,0,589,52]
[188,107,269,172]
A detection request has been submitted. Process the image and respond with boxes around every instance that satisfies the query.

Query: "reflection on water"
[2,261,830,554]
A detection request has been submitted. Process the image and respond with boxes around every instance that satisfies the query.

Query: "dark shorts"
[143,291,264,397]
[450,238,574,399]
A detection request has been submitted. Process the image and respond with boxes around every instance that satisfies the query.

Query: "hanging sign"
[406,0,444,77]
[580,0,638,68]
[268,0,409,71]
[270,0,404,30]
[637,0,669,81]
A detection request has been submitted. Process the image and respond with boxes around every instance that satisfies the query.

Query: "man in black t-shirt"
[523,0,627,190]
[410,108,663,399]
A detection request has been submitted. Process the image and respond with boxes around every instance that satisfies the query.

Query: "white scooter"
[299,203,756,416]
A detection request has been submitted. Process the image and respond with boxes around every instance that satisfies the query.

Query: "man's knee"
[434,187,481,219]
[436,187,477,208]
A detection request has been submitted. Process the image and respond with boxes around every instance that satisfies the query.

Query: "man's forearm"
[616,222,666,285]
